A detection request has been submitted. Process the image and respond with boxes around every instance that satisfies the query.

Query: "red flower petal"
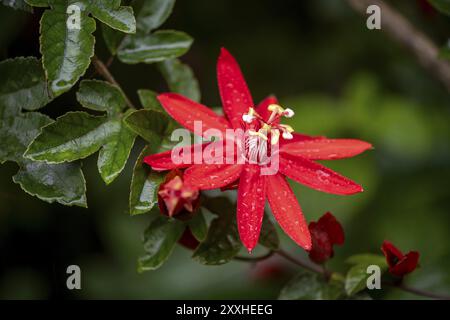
[256,95,279,124]
[381,240,405,268]
[158,93,231,136]
[183,164,243,190]
[144,143,210,171]
[237,165,266,252]
[266,173,311,250]
[280,139,372,160]
[279,153,363,195]
[390,251,420,277]
[308,222,333,263]
[217,48,254,128]
[279,133,322,149]
[317,212,345,245]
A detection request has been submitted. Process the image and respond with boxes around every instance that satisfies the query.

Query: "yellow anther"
[280,124,294,133]
[270,129,280,145]
[267,104,284,114]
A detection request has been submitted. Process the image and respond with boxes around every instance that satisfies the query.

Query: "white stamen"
[283,108,295,118]
[282,131,293,139]
[242,114,255,123]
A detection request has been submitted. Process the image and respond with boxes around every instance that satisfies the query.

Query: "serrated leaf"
[97,117,136,184]
[158,58,200,102]
[259,213,279,250]
[124,109,171,144]
[2,0,32,12]
[76,79,125,115]
[188,210,207,242]
[138,215,184,271]
[0,57,52,111]
[429,0,450,15]
[89,0,136,33]
[0,108,87,206]
[129,146,164,215]
[137,89,164,111]
[193,197,242,265]
[117,30,193,64]
[40,3,96,96]
[135,0,175,34]
[13,161,87,207]
[0,109,52,163]
[25,111,120,163]
[279,271,344,300]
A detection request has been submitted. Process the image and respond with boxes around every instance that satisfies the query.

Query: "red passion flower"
[144,48,372,252]
[308,212,345,264]
[381,240,420,277]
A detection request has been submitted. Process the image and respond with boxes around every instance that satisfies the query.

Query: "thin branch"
[235,248,450,299]
[91,55,136,110]
[345,0,450,92]
[384,281,450,300]
[275,249,331,277]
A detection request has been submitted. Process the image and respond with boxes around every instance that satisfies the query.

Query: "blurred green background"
[0,0,449,299]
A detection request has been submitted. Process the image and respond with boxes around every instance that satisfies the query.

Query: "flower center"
[241,104,295,164]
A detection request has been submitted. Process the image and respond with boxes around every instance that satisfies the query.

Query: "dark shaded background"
[0,0,449,299]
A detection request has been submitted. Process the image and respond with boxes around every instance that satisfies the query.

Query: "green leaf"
[158,58,200,102]
[345,254,388,296]
[188,210,208,242]
[440,41,450,60]
[259,213,279,250]
[97,116,136,184]
[0,57,52,111]
[346,254,387,266]
[124,109,171,144]
[135,0,175,34]
[102,24,126,55]
[279,271,345,300]
[137,89,164,111]
[2,0,32,12]
[89,0,136,34]
[13,161,87,207]
[429,0,450,15]
[138,215,184,271]
[193,197,242,265]
[76,80,126,115]
[0,108,53,163]
[0,108,87,206]
[25,111,120,163]
[129,146,164,215]
[40,3,96,96]
[117,30,193,64]
[24,0,47,7]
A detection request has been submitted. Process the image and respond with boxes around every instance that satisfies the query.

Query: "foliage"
[1,0,449,300]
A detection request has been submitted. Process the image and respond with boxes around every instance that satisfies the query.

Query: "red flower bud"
[381,240,419,277]
[308,212,345,264]
[178,228,200,250]
[158,170,200,218]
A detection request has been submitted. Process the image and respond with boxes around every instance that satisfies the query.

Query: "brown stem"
[345,0,450,92]
[383,281,450,300]
[275,249,332,278]
[91,55,136,109]
[236,248,450,299]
